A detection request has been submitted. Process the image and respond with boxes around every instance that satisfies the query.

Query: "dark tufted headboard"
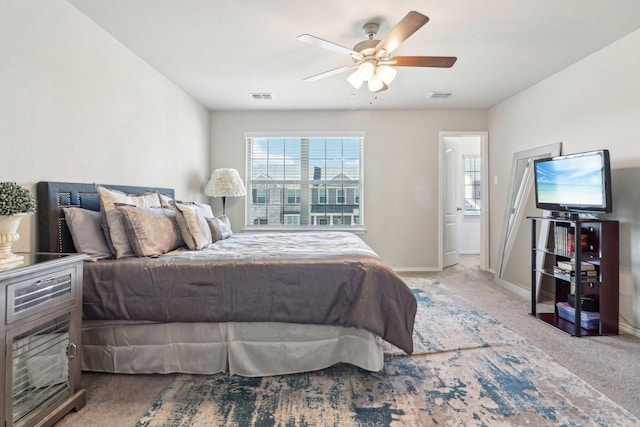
[36,181,175,253]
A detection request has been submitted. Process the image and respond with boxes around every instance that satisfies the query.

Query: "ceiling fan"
[297,11,457,93]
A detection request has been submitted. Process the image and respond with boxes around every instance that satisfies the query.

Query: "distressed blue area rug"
[136,279,637,426]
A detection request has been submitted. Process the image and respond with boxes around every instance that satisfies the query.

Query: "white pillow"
[159,193,174,208]
[194,202,214,218]
[174,202,213,250]
[96,185,162,258]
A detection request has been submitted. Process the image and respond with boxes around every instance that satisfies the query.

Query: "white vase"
[0,213,27,264]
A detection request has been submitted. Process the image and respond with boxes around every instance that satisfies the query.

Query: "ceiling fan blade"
[391,56,457,68]
[374,11,429,56]
[297,34,360,58]
[303,65,353,82]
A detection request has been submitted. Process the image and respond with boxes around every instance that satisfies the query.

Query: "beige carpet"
[409,257,640,418]
[54,258,640,425]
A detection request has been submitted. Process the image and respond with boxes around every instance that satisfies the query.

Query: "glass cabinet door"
[10,313,71,426]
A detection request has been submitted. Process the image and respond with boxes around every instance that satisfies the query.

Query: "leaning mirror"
[494,142,562,300]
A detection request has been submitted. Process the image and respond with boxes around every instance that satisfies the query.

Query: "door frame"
[438,131,489,271]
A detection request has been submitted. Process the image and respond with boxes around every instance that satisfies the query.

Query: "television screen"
[533,149,612,213]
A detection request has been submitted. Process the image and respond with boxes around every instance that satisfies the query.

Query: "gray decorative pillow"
[218,215,233,238]
[118,206,184,257]
[96,185,163,259]
[174,201,213,250]
[63,207,112,261]
[206,215,233,242]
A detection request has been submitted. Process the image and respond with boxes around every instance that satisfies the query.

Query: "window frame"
[244,131,365,231]
[463,155,481,216]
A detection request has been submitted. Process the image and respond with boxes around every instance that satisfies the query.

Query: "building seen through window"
[246,135,363,227]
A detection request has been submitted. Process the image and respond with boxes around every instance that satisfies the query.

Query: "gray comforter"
[82,231,417,354]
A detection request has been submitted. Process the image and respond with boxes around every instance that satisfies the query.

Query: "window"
[245,133,364,228]
[463,155,481,214]
[284,214,300,225]
[252,188,269,204]
[286,188,301,204]
[318,188,326,204]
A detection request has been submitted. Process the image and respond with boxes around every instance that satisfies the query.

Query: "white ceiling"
[68,0,640,111]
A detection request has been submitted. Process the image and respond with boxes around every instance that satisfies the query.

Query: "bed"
[36,181,417,376]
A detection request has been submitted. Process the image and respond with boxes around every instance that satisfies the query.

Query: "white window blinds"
[245,133,364,228]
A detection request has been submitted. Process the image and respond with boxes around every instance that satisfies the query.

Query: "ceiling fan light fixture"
[347,71,364,89]
[367,74,385,92]
[372,82,388,93]
[376,65,397,84]
[357,60,376,81]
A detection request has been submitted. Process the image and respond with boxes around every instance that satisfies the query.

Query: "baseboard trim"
[618,322,640,337]
[493,277,530,299]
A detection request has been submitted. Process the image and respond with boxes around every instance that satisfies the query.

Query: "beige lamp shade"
[205,168,246,214]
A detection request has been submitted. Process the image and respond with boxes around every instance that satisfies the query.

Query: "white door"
[443,142,460,267]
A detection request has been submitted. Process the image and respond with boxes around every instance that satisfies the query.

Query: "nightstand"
[0,253,88,427]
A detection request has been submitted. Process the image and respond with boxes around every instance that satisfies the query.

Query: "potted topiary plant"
[0,182,36,264]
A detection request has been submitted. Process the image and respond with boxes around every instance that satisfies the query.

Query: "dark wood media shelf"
[531,312,602,337]
[528,216,619,337]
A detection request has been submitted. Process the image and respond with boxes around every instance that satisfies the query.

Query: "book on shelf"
[556,260,596,271]
[552,266,598,277]
[558,274,598,286]
[567,228,590,256]
[554,223,570,256]
[553,224,592,257]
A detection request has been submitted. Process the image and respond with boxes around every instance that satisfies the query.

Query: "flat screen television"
[533,149,612,214]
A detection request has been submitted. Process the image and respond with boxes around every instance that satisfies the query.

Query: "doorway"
[439,131,488,271]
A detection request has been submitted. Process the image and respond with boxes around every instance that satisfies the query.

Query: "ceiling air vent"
[250,93,273,100]
[428,92,453,99]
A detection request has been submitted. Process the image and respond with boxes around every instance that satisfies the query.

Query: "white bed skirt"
[81,320,384,376]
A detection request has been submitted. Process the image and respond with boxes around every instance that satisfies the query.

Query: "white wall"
[0,0,210,252]
[210,110,487,269]
[488,28,640,333]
